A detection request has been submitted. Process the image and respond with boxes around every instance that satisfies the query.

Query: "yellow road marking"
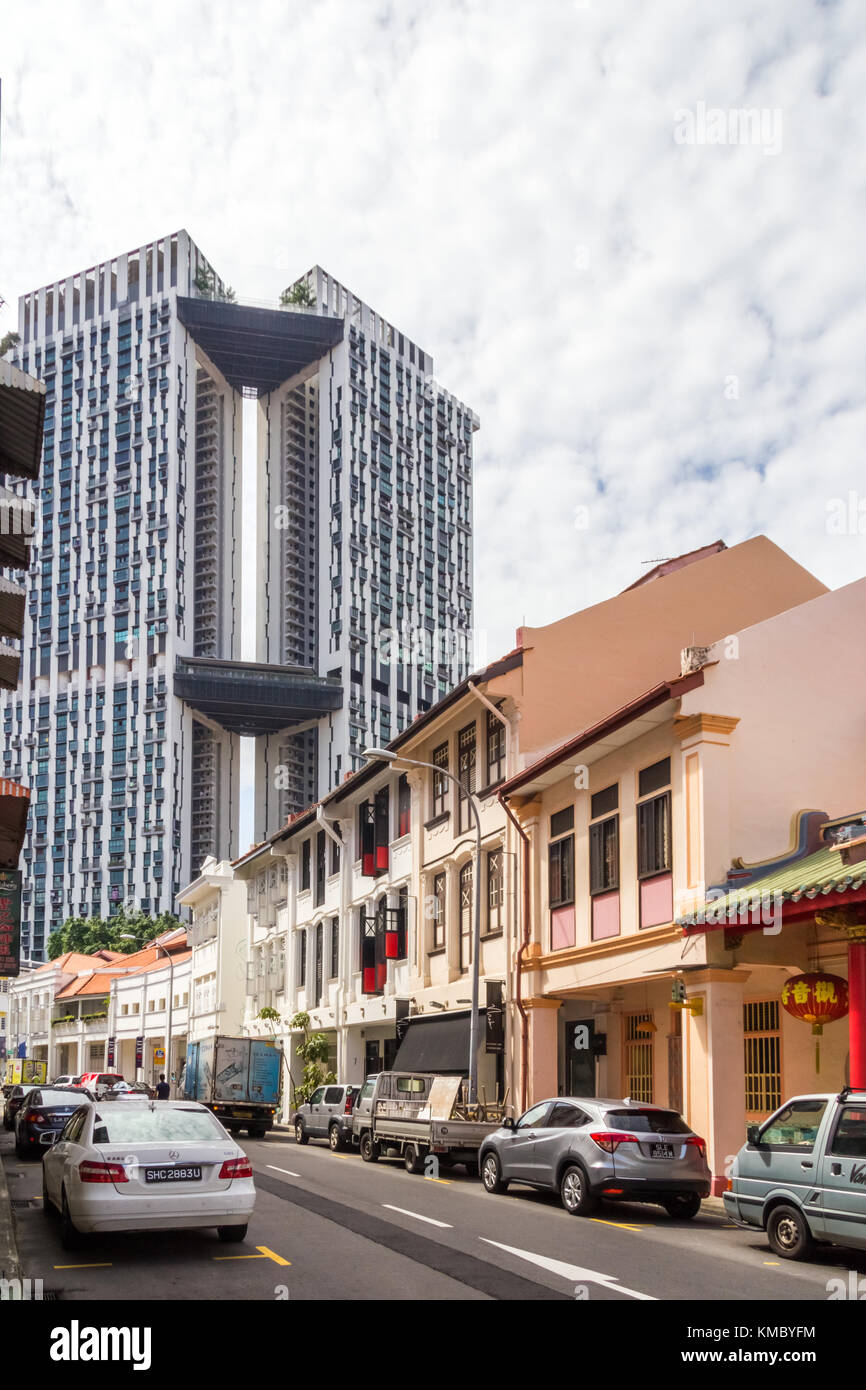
[763,1260,781,1265]
[53,1262,113,1269]
[257,1245,291,1266]
[589,1217,645,1232]
[423,1177,452,1185]
[214,1254,271,1261]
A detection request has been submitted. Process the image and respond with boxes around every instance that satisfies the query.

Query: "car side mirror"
[502,1116,515,1131]
[747,1124,762,1146]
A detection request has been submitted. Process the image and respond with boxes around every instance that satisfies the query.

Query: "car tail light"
[79,1160,128,1184]
[590,1131,640,1154]
[29,1113,47,1125]
[219,1157,253,1180]
[344,1093,354,1114]
[685,1135,707,1157]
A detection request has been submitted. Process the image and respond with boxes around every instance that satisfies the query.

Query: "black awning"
[392,1009,485,1075]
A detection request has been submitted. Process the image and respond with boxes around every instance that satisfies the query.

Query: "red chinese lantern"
[781,973,849,1072]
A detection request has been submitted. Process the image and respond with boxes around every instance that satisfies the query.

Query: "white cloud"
[2,0,865,657]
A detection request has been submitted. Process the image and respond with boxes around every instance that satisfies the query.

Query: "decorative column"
[522,997,561,1105]
[815,907,866,1089]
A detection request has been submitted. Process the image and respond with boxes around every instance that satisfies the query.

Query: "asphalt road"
[4,1127,866,1302]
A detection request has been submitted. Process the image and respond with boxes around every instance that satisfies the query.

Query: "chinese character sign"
[0,870,22,979]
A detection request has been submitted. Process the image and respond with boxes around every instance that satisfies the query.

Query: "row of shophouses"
[4,536,866,1194]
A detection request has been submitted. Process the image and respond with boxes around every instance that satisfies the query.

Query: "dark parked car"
[13,1087,92,1159]
[3,1084,37,1131]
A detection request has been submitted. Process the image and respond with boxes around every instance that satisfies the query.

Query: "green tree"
[221,285,237,303]
[193,266,214,295]
[288,1010,335,1106]
[47,907,182,959]
[279,281,315,308]
[0,330,20,357]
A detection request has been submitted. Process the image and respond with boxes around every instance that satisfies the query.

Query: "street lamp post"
[363,747,484,1105]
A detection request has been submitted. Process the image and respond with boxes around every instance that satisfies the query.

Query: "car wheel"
[767,1203,813,1261]
[295,1120,309,1146]
[404,1144,426,1174]
[217,1224,248,1243]
[560,1163,598,1216]
[481,1151,509,1195]
[664,1193,702,1220]
[329,1124,343,1152]
[42,1171,54,1217]
[60,1189,82,1251]
[360,1131,379,1163]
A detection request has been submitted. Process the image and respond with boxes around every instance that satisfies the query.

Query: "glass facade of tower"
[1,236,477,960]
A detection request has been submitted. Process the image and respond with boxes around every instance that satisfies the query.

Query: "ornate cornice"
[673,713,740,742]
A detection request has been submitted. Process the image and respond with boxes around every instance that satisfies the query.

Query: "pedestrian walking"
[155,1073,170,1101]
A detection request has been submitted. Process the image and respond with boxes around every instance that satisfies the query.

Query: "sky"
[2,0,866,668]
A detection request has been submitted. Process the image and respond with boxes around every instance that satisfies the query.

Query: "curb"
[0,1149,22,1283]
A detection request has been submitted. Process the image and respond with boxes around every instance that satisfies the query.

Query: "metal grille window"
[432,872,446,950]
[637,790,671,878]
[314,922,323,1005]
[301,840,311,892]
[297,929,307,992]
[397,773,411,837]
[549,834,574,908]
[330,916,339,979]
[486,849,504,934]
[457,723,476,833]
[486,708,505,786]
[459,861,473,971]
[432,743,449,818]
[590,815,619,894]
[743,999,781,1115]
[624,1012,654,1103]
[315,829,326,907]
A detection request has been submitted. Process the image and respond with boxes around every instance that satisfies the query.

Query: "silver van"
[725,1087,866,1259]
[292,1083,359,1149]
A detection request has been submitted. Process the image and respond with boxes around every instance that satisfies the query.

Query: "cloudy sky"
[2,0,865,662]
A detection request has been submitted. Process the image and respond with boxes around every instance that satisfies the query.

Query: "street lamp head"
[362,747,398,762]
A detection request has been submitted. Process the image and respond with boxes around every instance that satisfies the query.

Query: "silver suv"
[479,1096,710,1218]
[292,1083,360,1150]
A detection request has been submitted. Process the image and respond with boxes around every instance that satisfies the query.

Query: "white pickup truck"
[356,1071,501,1174]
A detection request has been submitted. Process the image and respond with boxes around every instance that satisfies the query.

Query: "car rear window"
[324,1087,344,1105]
[92,1107,224,1144]
[604,1109,692,1135]
[33,1089,87,1106]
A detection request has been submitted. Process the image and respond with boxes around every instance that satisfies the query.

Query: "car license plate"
[144,1166,202,1183]
[651,1143,674,1159]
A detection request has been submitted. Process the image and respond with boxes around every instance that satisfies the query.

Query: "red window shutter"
[362,852,375,876]
[363,966,377,994]
[385,930,398,959]
[376,845,389,871]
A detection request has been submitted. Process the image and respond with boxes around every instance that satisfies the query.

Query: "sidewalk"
[0,1137,22,1283]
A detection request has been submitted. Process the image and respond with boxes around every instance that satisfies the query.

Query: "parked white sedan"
[42,1100,256,1251]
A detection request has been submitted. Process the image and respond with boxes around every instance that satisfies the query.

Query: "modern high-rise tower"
[0,232,477,960]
